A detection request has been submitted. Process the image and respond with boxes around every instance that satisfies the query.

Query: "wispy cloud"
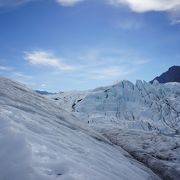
[0,63,35,87]
[0,0,32,7]
[78,48,149,65]
[29,48,147,81]
[0,0,83,8]
[0,47,149,90]
[9,71,36,87]
[12,72,33,79]
[24,50,75,71]
[133,59,149,65]
[56,0,84,6]
[75,48,149,80]
[91,66,135,79]
[0,65,13,71]
[115,19,142,30]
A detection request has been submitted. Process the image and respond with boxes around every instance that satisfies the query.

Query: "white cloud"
[56,0,84,6]
[108,0,180,12]
[108,0,180,25]
[1,0,180,18]
[1,0,180,13]
[24,50,75,71]
[169,6,180,24]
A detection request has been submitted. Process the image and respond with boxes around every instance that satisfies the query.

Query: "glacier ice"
[0,77,160,180]
[48,80,180,179]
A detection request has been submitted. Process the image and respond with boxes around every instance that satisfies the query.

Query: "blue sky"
[0,0,180,91]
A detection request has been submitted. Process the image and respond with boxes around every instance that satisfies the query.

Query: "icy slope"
[101,128,180,180]
[47,80,180,179]
[47,90,91,112]
[0,77,160,180]
[49,80,180,134]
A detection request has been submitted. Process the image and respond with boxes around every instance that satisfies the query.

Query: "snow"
[0,77,160,180]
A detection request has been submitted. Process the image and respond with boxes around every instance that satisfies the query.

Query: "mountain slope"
[150,66,180,83]
[0,77,159,180]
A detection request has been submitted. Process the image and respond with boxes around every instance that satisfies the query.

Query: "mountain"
[48,80,180,179]
[0,77,160,180]
[150,65,180,83]
[35,90,55,95]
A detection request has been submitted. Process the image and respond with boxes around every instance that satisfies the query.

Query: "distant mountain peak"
[150,65,180,83]
[35,90,55,95]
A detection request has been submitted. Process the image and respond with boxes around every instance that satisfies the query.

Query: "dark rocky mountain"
[150,65,180,83]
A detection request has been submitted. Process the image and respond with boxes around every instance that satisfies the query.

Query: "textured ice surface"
[48,80,180,179]
[49,80,180,134]
[0,77,160,180]
[101,128,180,180]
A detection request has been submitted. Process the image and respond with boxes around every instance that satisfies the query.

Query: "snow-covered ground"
[0,77,160,180]
[48,80,180,179]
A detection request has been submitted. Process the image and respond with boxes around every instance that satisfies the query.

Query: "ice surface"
[0,77,160,180]
[49,80,180,134]
[101,128,180,180]
[48,80,180,179]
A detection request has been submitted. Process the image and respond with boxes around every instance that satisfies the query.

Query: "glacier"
[0,77,161,180]
[48,80,180,134]
[48,80,180,179]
